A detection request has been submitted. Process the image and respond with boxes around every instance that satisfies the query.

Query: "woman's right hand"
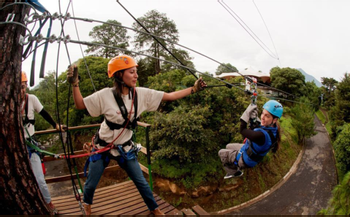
[67,65,79,85]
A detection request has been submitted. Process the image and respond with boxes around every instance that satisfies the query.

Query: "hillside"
[296,68,322,87]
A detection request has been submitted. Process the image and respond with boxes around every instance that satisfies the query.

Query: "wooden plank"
[139,162,150,174]
[45,164,121,183]
[51,181,180,216]
[182,208,197,216]
[192,205,210,215]
[51,180,135,203]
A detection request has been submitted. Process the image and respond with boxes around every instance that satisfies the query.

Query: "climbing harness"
[235,128,277,168]
[105,87,139,131]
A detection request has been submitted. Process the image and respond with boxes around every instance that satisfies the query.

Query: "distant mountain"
[296,68,322,87]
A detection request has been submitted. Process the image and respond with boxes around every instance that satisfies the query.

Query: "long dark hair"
[113,70,126,98]
[271,121,281,153]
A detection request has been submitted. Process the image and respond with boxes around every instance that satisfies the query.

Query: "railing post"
[145,125,153,191]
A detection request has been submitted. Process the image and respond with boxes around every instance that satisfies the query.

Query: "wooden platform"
[51,180,182,215]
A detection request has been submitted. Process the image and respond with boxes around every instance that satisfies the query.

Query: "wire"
[218,0,279,59]
[67,38,247,92]
[70,0,96,91]
[252,0,281,66]
[67,16,272,90]
[117,0,198,79]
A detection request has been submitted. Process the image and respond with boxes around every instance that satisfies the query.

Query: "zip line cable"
[65,15,284,93]
[53,0,85,212]
[67,38,247,92]
[218,0,279,60]
[70,0,96,92]
[116,0,198,80]
[252,0,281,66]
[11,8,294,98]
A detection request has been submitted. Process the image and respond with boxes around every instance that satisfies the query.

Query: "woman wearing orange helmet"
[67,55,206,215]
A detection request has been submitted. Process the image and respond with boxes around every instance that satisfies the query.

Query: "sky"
[21,0,350,87]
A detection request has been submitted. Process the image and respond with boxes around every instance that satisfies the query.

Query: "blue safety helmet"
[263,100,283,118]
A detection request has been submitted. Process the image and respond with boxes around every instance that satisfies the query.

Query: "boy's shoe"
[224,170,243,179]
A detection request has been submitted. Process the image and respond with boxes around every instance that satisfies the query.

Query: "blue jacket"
[241,126,277,168]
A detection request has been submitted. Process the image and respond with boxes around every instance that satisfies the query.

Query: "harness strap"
[236,129,277,165]
[105,87,138,130]
[23,94,35,125]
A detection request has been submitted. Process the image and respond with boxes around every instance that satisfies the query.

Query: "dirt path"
[227,116,338,215]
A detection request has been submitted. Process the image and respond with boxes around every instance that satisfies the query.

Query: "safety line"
[54,1,84,212]
[67,39,247,92]
[218,0,278,59]
[65,15,292,96]
[117,0,198,80]
[252,0,280,63]
[70,0,96,91]
[20,12,295,98]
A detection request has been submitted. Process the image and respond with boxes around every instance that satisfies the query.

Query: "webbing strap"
[106,88,138,130]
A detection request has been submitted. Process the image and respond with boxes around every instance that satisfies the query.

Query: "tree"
[132,10,179,74]
[29,71,57,130]
[215,63,238,75]
[302,81,321,111]
[85,20,130,59]
[270,67,306,97]
[0,2,49,214]
[321,77,338,93]
[329,73,350,139]
[57,56,111,127]
[289,97,316,144]
[333,124,350,179]
[321,77,338,108]
[140,71,256,189]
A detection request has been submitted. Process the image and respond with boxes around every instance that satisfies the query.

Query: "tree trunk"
[0,1,50,214]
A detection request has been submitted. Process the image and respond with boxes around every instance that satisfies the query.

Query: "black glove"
[67,65,79,85]
[192,77,207,93]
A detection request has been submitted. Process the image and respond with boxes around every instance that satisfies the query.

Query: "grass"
[316,110,326,124]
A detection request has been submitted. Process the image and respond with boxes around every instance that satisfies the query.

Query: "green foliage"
[333,123,350,179]
[302,81,321,111]
[29,71,57,131]
[289,97,316,143]
[329,73,350,139]
[320,77,338,109]
[132,10,181,74]
[215,63,238,75]
[57,56,111,126]
[270,67,306,97]
[85,19,130,58]
[319,171,350,215]
[141,71,267,189]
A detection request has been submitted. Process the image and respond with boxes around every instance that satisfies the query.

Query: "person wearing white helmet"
[67,55,207,215]
[219,100,283,179]
[21,72,64,214]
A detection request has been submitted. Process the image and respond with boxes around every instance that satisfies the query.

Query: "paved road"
[230,116,338,215]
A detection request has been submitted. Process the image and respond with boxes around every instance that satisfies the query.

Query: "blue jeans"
[83,154,158,211]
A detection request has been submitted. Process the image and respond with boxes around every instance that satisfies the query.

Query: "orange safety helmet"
[21,71,28,82]
[107,55,138,78]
